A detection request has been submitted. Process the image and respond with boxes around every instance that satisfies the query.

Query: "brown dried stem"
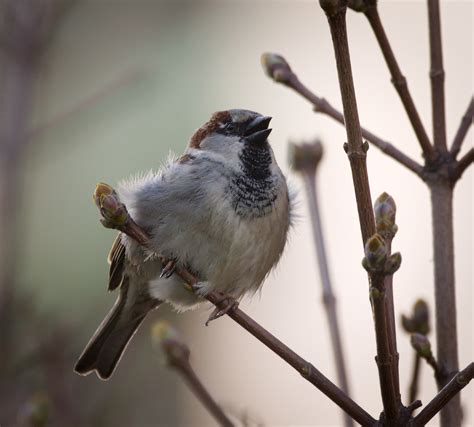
[93,183,376,426]
[364,6,434,161]
[261,54,423,176]
[427,0,447,153]
[414,362,474,426]
[320,2,401,421]
[450,97,473,158]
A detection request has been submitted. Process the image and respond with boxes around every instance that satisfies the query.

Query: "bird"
[74,109,293,380]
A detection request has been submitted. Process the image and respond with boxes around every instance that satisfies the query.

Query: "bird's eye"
[225,123,236,132]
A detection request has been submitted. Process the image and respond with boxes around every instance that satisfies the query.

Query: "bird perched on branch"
[74,109,292,380]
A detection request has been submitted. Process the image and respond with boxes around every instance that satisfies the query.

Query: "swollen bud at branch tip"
[260,53,292,84]
[93,182,115,208]
[374,192,398,239]
[362,233,387,271]
[94,183,128,226]
[413,299,430,335]
[289,140,323,174]
[401,315,415,334]
[402,299,430,335]
[151,321,180,346]
[151,321,190,366]
[384,252,402,275]
[410,333,433,359]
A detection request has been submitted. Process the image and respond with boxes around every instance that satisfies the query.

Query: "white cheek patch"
[199,134,243,159]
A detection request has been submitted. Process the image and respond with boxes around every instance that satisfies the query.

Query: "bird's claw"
[205,294,239,326]
[160,259,176,278]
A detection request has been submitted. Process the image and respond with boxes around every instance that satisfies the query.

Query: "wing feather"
[107,234,126,291]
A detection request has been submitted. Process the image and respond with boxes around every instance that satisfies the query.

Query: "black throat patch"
[228,143,279,218]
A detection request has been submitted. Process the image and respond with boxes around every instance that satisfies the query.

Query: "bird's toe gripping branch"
[205,293,239,326]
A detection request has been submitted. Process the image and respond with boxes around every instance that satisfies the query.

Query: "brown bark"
[429,181,461,425]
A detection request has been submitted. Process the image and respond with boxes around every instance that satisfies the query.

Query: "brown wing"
[107,234,126,291]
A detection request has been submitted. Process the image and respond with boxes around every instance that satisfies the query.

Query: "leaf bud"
[261,52,293,85]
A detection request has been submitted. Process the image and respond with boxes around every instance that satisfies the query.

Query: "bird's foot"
[205,293,239,326]
[160,259,176,278]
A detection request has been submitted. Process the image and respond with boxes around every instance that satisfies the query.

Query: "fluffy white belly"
[147,185,289,309]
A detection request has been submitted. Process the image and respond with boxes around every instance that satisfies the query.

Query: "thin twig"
[455,147,474,180]
[322,5,375,243]
[291,142,353,427]
[179,364,234,427]
[293,76,424,176]
[364,6,433,160]
[153,322,234,426]
[414,362,474,426]
[304,171,353,404]
[320,2,402,421]
[261,53,423,176]
[410,333,443,382]
[381,240,401,412]
[374,193,402,409]
[427,0,448,153]
[450,97,473,158]
[409,353,421,404]
[94,184,377,426]
[370,277,400,422]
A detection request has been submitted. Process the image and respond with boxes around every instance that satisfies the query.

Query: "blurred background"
[0,0,472,426]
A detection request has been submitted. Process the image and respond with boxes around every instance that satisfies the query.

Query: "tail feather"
[74,280,159,380]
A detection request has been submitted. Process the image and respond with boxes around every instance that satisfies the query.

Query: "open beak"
[244,116,272,144]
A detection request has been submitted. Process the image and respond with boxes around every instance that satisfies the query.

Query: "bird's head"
[189,109,272,156]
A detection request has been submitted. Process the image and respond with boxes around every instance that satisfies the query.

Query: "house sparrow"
[74,109,292,380]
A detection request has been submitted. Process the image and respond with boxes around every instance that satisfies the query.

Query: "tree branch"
[401,299,431,405]
[450,97,473,158]
[152,322,234,427]
[454,147,474,181]
[321,4,375,243]
[364,6,434,160]
[319,1,401,421]
[427,0,448,153]
[261,53,424,177]
[375,194,401,413]
[291,141,354,427]
[414,362,474,426]
[93,183,377,426]
[408,353,421,404]
[429,181,460,425]
[410,333,443,382]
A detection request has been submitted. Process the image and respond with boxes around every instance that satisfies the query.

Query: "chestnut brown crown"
[189,109,272,148]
